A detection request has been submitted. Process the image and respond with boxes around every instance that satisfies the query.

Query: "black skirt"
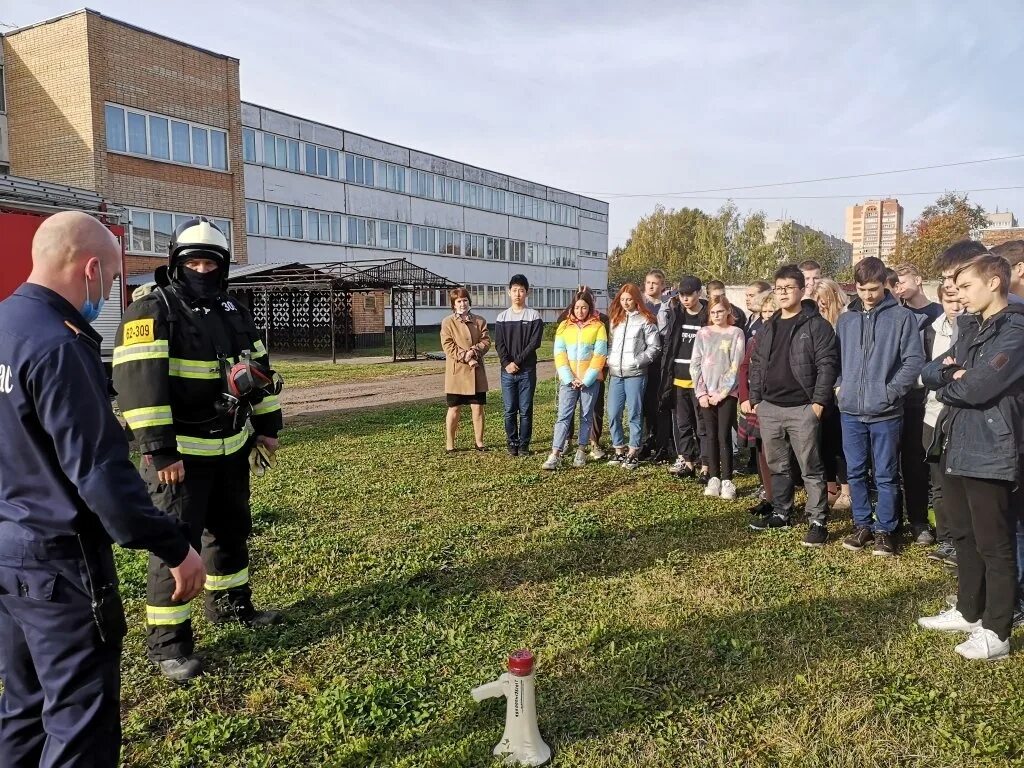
[446,392,487,407]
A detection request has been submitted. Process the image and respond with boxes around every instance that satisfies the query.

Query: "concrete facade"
[242,104,609,325]
[3,10,246,277]
[763,218,852,268]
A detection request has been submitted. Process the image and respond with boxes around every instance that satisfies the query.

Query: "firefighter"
[114,216,284,683]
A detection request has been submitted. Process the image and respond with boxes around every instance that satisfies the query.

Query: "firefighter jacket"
[113,282,283,461]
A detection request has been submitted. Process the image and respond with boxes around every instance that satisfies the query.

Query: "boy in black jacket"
[918,254,1024,661]
[494,275,544,456]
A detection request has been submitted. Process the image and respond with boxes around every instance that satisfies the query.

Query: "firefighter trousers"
[142,446,254,661]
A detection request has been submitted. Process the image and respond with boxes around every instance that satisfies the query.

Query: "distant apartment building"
[763,218,852,268]
[845,199,903,264]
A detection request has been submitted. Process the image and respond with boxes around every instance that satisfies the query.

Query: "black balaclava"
[178,265,223,300]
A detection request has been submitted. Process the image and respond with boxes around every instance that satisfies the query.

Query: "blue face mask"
[80,261,105,323]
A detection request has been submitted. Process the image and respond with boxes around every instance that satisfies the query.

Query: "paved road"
[281,361,558,424]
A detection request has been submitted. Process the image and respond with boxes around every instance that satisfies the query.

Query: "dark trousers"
[922,423,951,543]
[500,368,537,451]
[900,392,930,530]
[641,365,672,455]
[942,456,1018,640]
[821,405,847,485]
[672,387,705,463]
[758,401,828,524]
[143,449,253,661]
[701,397,737,480]
[0,535,122,768]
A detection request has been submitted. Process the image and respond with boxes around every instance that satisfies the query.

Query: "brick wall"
[980,228,1024,248]
[351,290,386,334]
[4,14,98,189]
[88,13,246,275]
[4,10,246,279]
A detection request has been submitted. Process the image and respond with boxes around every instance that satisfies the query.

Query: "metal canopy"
[225,258,455,292]
[225,259,456,362]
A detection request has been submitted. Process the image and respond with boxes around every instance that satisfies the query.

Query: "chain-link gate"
[391,287,417,361]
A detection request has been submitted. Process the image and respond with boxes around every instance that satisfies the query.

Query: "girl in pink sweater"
[690,294,746,499]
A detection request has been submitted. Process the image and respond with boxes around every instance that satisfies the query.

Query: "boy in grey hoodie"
[836,257,925,557]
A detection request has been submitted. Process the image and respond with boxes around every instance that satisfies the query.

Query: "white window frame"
[104,102,229,172]
[126,206,233,257]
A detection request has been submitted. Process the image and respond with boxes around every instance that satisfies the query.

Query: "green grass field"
[114,380,1024,767]
[273,359,445,388]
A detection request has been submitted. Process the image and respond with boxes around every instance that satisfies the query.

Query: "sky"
[2,0,1023,248]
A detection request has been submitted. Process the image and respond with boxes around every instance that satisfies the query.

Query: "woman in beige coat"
[440,287,490,452]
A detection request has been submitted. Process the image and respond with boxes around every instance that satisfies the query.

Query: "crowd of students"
[440,239,1024,661]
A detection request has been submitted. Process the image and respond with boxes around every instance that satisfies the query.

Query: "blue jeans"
[500,368,537,450]
[842,414,902,533]
[607,375,646,450]
[552,381,598,452]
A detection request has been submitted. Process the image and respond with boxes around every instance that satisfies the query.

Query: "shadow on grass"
[207,504,821,662]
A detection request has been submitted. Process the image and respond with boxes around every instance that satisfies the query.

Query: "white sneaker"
[704,477,722,497]
[573,448,587,468]
[917,607,981,633]
[541,453,560,471]
[590,445,606,461]
[668,456,686,475]
[955,627,1010,661]
[720,480,737,500]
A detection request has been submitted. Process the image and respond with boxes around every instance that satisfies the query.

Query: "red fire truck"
[0,174,126,363]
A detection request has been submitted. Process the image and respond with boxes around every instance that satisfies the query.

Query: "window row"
[417,286,574,310]
[246,202,605,265]
[242,127,407,193]
[257,203,344,243]
[241,128,604,228]
[125,207,232,256]
[106,104,228,171]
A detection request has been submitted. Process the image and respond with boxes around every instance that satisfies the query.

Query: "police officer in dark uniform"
[0,211,206,767]
[114,217,284,683]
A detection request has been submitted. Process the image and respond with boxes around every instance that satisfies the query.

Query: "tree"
[609,205,709,286]
[892,192,987,276]
[768,223,844,278]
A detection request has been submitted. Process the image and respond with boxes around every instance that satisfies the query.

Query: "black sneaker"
[911,525,936,546]
[872,532,896,557]
[802,522,828,548]
[1013,604,1024,629]
[210,605,284,628]
[747,500,773,517]
[696,469,710,485]
[507,445,519,457]
[842,526,873,551]
[750,514,790,531]
[621,455,641,471]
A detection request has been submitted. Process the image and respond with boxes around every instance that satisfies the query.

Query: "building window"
[105,103,228,171]
[127,111,148,154]
[131,210,152,252]
[246,201,259,235]
[149,116,169,160]
[127,207,231,256]
[243,128,256,163]
[345,153,375,186]
[441,230,461,256]
[348,217,377,246]
[105,105,126,152]
[171,121,190,163]
[379,221,407,249]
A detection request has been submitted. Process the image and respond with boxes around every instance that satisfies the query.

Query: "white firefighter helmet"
[168,216,230,280]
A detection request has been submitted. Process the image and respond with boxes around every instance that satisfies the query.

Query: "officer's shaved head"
[32,211,119,270]
[28,211,121,311]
